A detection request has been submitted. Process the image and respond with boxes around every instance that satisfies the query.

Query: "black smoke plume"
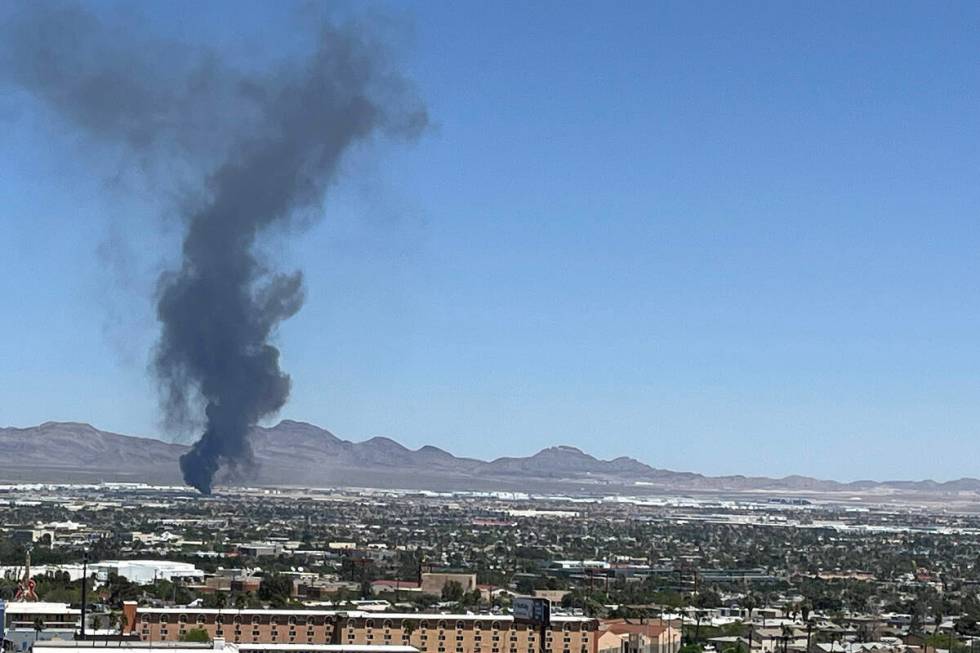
[0,3,427,493]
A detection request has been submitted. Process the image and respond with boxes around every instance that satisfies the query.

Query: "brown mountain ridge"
[1,420,978,497]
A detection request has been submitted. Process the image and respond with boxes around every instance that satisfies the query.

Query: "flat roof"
[131,609,593,623]
[238,647,419,652]
[3,602,81,615]
[34,644,419,653]
[342,612,594,623]
[135,608,342,617]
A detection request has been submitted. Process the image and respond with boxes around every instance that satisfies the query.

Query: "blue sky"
[2,1,980,481]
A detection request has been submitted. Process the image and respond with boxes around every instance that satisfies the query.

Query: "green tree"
[441,581,464,602]
[462,589,482,607]
[181,628,211,643]
[202,592,227,609]
[515,577,535,595]
[258,574,293,606]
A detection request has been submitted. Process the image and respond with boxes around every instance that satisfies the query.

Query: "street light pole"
[80,551,88,640]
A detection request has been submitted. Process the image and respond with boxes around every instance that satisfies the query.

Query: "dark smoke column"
[0,5,426,495]
[153,30,427,494]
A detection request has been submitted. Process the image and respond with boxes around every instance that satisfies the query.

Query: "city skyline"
[3,2,980,481]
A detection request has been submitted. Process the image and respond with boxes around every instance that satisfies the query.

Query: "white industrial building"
[90,560,203,585]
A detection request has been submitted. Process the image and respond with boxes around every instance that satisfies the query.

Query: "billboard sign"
[513,596,551,626]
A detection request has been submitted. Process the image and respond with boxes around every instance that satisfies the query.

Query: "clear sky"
[2,1,980,481]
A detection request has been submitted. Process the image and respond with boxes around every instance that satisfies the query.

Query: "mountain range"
[1,420,978,498]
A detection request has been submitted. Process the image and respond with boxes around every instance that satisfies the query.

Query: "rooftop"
[34,643,419,653]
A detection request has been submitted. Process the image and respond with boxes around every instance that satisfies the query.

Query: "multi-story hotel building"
[122,605,599,653]
[122,606,339,645]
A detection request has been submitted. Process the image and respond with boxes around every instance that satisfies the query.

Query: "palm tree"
[105,610,121,634]
[742,595,757,653]
[781,625,794,653]
[33,616,45,643]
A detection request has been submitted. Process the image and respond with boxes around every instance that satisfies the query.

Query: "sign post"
[513,597,552,653]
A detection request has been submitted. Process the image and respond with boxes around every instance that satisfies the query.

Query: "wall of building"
[336,614,597,653]
[420,574,478,596]
[123,606,599,653]
[123,606,338,645]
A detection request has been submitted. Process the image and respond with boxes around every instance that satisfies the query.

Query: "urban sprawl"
[2,484,979,653]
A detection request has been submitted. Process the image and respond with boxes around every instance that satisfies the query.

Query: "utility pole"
[80,551,88,640]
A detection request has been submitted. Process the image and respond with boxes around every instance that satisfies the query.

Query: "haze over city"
[3,1,980,483]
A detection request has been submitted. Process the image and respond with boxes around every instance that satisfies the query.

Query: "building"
[121,606,600,653]
[370,580,422,596]
[122,605,341,645]
[238,544,286,558]
[199,570,263,595]
[597,620,681,653]
[335,612,597,653]
[91,560,204,585]
[1,601,81,652]
[34,640,420,653]
[698,569,777,584]
[419,573,477,597]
